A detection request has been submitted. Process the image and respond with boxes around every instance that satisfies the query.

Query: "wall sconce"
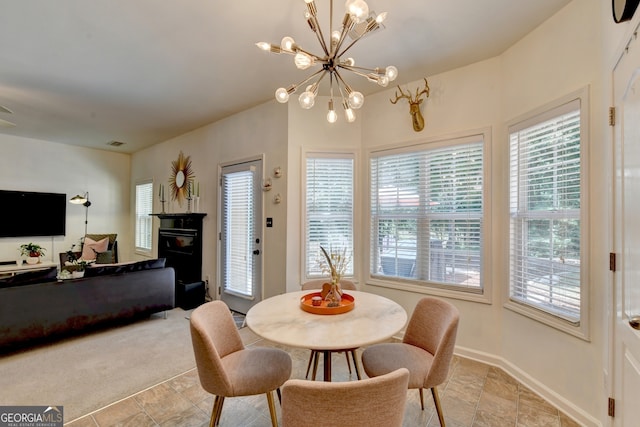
[262,178,273,191]
[273,167,283,178]
[70,191,91,236]
[274,193,282,204]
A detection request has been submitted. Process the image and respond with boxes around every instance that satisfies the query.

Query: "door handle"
[253,249,260,255]
[630,316,640,330]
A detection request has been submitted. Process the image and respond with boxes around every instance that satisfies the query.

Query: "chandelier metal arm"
[337,65,379,84]
[339,64,385,75]
[291,68,327,93]
[332,13,356,58]
[337,27,380,59]
[333,68,354,94]
[307,15,330,56]
[259,0,397,123]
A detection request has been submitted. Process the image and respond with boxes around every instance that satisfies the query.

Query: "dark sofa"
[0,260,175,350]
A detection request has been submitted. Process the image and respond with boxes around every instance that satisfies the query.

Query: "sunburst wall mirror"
[169,151,195,207]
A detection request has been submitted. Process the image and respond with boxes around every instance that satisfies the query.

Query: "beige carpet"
[0,308,196,422]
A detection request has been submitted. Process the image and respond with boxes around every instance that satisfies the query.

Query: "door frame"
[217,155,264,314]
[610,16,640,427]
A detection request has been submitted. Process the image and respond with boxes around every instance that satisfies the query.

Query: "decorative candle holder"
[160,198,166,214]
[186,196,192,214]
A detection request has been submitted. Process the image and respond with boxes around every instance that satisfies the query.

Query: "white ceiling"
[0,0,571,153]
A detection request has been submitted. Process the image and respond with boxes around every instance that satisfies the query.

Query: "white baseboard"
[454,346,602,427]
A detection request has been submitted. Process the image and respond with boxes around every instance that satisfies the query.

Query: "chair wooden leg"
[344,351,352,374]
[305,350,315,379]
[266,391,279,427]
[419,388,425,410]
[209,397,217,427]
[211,395,225,427]
[431,387,445,427]
[276,387,282,404]
[349,350,361,380]
[311,351,320,380]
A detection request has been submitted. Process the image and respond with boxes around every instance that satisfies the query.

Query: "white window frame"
[505,87,590,340]
[366,129,492,304]
[135,179,153,255]
[302,151,356,281]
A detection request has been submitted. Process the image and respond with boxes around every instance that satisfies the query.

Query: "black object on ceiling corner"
[613,0,640,23]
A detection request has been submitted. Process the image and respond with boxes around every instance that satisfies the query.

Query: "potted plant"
[63,249,89,278]
[71,260,88,278]
[20,243,46,265]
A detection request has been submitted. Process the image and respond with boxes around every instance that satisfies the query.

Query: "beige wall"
[358,0,605,424]
[0,134,130,263]
[285,97,362,291]
[130,101,288,299]
[4,0,636,424]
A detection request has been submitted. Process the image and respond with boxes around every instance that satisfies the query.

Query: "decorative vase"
[26,256,39,265]
[324,282,342,307]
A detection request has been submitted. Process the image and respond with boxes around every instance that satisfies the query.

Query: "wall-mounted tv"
[0,190,66,237]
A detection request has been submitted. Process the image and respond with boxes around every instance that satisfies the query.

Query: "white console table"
[0,261,57,277]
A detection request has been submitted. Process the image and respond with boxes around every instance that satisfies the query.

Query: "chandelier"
[256,0,398,124]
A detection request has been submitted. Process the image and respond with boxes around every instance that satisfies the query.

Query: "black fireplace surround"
[154,213,206,309]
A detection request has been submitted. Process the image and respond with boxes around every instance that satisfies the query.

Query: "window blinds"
[370,137,484,290]
[222,170,254,297]
[509,100,581,322]
[135,182,153,251]
[305,155,354,277]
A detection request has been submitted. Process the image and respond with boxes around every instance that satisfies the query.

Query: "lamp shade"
[70,194,87,204]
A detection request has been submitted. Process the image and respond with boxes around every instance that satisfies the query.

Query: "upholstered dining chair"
[281,367,410,427]
[300,279,359,380]
[361,297,459,427]
[190,300,292,427]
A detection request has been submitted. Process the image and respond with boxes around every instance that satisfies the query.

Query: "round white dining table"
[245,290,407,381]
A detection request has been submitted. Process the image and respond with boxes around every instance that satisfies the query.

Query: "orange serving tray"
[300,292,355,315]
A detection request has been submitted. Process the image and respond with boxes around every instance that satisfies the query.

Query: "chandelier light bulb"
[281,36,296,52]
[332,30,341,43]
[344,106,356,122]
[256,42,270,51]
[385,65,398,81]
[275,87,290,103]
[299,91,316,109]
[348,91,364,109]
[345,0,369,23]
[327,102,338,123]
[294,52,314,70]
[375,12,387,24]
[260,0,396,124]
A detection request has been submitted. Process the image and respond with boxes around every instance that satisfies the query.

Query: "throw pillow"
[95,250,113,264]
[81,237,109,261]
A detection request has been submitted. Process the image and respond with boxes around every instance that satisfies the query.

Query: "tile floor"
[66,327,582,427]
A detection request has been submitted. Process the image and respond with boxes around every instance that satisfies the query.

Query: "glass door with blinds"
[219,159,263,314]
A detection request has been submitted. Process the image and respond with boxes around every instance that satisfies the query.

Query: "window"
[135,181,153,253]
[369,134,486,293]
[304,153,354,279]
[508,93,587,331]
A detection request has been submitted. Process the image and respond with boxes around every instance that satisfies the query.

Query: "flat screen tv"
[0,190,66,237]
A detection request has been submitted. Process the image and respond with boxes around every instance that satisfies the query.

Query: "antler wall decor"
[390,78,430,132]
